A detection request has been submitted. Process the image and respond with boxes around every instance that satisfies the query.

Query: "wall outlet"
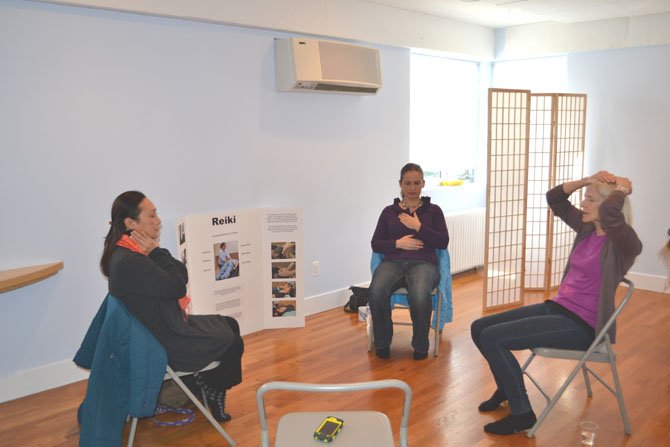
[312,260,320,277]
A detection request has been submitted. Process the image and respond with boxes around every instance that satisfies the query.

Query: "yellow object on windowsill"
[439,180,464,186]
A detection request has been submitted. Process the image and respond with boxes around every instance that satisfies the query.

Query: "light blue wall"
[2,0,667,390]
[568,45,670,276]
[491,47,670,278]
[0,1,409,378]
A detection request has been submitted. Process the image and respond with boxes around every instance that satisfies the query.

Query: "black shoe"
[483,411,536,435]
[375,347,390,359]
[413,350,428,360]
[202,385,232,422]
[478,389,507,412]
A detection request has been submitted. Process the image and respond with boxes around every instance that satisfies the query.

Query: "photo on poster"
[272,281,296,298]
[271,261,296,279]
[270,241,295,259]
[273,299,297,317]
[178,222,186,245]
[214,240,240,281]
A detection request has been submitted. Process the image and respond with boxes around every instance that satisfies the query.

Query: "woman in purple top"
[470,171,642,435]
[369,163,449,360]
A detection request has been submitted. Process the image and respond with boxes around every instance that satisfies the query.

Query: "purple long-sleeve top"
[546,185,642,342]
[371,196,449,264]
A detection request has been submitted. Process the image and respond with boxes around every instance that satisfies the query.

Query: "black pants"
[200,316,244,391]
[470,302,594,414]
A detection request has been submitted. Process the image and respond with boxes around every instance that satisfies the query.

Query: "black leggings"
[200,316,244,391]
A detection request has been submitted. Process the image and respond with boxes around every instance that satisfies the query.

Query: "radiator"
[444,208,486,274]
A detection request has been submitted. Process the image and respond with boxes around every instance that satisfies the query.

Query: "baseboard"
[0,359,89,404]
[303,282,370,316]
[0,284,371,403]
[626,271,669,293]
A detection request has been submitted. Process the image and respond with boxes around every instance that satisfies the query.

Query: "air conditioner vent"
[314,84,379,94]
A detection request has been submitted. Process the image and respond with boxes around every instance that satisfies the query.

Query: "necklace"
[401,199,422,211]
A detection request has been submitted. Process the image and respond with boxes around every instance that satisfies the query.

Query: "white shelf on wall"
[0,262,64,293]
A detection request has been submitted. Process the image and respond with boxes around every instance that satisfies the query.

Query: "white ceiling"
[365,0,670,28]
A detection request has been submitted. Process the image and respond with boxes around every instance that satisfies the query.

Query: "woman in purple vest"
[369,163,449,360]
[471,171,642,435]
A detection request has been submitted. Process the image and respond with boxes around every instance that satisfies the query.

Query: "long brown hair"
[100,191,146,277]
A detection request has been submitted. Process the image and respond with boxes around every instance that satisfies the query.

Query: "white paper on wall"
[176,208,304,335]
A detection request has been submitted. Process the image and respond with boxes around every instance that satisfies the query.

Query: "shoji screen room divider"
[484,89,586,311]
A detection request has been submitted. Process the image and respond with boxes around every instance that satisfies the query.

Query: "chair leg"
[521,352,533,373]
[433,291,442,357]
[608,350,632,434]
[367,318,374,352]
[127,417,138,447]
[168,368,237,447]
[527,356,589,438]
[582,364,593,397]
[522,354,550,404]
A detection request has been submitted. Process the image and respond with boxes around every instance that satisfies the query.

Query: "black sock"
[483,411,536,435]
[478,389,507,412]
[375,347,390,359]
[203,385,232,422]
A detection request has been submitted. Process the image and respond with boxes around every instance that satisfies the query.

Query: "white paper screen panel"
[484,89,530,310]
[525,94,586,290]
[549,94,587,287]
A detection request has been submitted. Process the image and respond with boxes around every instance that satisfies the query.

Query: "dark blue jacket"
[74,295,167,447]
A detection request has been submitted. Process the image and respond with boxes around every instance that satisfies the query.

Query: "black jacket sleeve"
[114,248,187,301]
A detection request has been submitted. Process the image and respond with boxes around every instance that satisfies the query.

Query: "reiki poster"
[176,208,304,334]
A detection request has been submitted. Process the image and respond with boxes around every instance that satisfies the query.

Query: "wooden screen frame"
[483,89,530,311]
[485,90,586,309]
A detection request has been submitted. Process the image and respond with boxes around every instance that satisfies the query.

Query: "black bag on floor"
[344,285,370,313]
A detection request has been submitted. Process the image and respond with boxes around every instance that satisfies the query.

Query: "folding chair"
[127,361,237,447]
[257,379,412,447]
[368,248,452,356]
[521,278,635,438]
[76,295,237,447]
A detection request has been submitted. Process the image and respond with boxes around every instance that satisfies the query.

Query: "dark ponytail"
[100,191,146,277]
[399,163,424,182]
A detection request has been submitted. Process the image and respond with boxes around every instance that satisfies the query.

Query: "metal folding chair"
[257,380,412,447]
[368,248,452,356]
[127,363,237,447]
[522,278,635,438]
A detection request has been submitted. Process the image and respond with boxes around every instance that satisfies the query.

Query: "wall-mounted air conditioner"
[275,38,382,95]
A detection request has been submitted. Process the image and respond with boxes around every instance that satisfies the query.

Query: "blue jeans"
[217,260,236,280]
[470,302,595,414]
[368,260,439,354]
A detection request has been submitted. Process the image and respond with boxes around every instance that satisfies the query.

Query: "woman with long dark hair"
[101,191,243,422]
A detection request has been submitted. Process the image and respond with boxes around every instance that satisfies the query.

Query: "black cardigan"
[109,246,234,371]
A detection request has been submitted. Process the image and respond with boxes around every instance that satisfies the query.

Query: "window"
[410,53,481,184]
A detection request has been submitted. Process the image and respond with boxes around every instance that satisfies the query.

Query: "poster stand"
[176,208,304,335]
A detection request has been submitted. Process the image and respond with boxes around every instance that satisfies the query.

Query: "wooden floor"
[2,270,669,446]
